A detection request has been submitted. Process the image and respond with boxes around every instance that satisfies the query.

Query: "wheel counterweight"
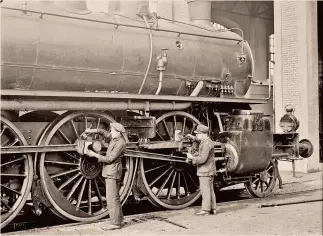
[38,112,134,221]
[1,117,33,228]
[139,111,201,209]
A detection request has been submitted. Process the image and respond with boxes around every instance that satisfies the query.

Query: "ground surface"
[3,171,323,236]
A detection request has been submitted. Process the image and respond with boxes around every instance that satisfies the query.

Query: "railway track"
[3,186,322,234]
[2,187,249,233]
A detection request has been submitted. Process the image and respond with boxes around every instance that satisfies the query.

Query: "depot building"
[89,0,323,173]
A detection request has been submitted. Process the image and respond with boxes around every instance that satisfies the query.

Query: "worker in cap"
[85,122,127,230]
[186,124,217,216]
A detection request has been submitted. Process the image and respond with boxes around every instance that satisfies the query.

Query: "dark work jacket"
[191,137,216,177]
[97,135,126,180]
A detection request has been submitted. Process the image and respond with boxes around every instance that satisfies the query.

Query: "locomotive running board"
[1,89,270,104]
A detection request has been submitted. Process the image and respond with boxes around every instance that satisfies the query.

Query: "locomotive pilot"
[84,122,126,230]
[186,124,217,216]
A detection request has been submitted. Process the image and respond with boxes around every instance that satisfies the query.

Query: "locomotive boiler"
[0,0,313,229]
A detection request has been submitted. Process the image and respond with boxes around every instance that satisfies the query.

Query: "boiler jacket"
[191,137,216,177]
[96,135,126,180]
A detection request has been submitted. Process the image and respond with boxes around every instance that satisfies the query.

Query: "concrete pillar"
[274,1,321,172]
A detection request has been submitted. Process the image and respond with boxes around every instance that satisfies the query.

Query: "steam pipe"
[1,81,204,111]
[155,71,163,95]
[1,100,191,111]
[138,15,153,94]
[190,81,204,96]
[1,7,242,42]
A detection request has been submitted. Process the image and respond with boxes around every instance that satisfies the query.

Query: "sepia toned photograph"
[0,0,322,235]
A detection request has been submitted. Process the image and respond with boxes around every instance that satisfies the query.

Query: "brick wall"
[281,2,301,119]
[274,1,321,172]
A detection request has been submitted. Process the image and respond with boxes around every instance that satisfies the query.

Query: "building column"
[274,1,321,172]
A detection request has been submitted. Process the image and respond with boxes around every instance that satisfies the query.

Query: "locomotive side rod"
[2,145,292,161]
[0,144,189,163]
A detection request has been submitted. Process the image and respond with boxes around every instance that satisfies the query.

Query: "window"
[269,34,275,81]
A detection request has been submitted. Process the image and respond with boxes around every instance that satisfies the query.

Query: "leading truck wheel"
[139,111,201,209]
[244,160,277,198]
[38,112,134,222]
[1,117,33,228]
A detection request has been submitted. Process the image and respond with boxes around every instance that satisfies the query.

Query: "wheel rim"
[39,112,134,221]
[140,111,201,209]
[245,160,277,198]
[1,117,33,228]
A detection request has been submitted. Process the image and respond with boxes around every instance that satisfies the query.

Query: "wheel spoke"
[162,120,172,139]
[252,178,260,185]
[0,156,25,167]
[166,172,177,200]
[88,180,92,214]
[1,173,26,177]
[70,120,79,138]
[182,117,187,134]
[264,181,269,187]
[190,123,197,134]
[260,182,264,192]
[255,180,260,190]
[1,184,21,195]
[58,129,72,144]
[84,116,88,130]
[176,172,181,199]
[63,152,80,162]
[58,173,81,190]
[173,116,177,131]
[50,168,79,179]
[181,172,189,196]
[267,166,273,171]
[156,169,174,197]
[1,139,11,147]
[156,131,165,141]
[187,172,198,188]
[93,178,104,208]
[8,138,19,147]
[96,118,101,129]
[145,164,168,174]
[98,176,106,186]
[0,125,7,136]
[45,160,79,166]
[1,198,11,210]
[67,176,84,200]
[76,179,87,208]
[149,166,172,188]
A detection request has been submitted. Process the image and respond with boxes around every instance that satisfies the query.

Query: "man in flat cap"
[85,122,126,230]
[186,124,216,216]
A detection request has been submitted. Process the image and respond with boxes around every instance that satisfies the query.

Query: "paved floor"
[4,171,323,236]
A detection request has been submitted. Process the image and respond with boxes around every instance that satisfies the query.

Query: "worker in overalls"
[186,124,217,216]
[85,122,126,230]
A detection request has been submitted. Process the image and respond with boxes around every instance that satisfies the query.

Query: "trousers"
[105,178,124,225]
[199,176,216,211]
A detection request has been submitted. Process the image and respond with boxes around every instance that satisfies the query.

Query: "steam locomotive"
[0,0,313,228]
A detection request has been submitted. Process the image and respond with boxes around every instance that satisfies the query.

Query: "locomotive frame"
[0,0,314,229]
